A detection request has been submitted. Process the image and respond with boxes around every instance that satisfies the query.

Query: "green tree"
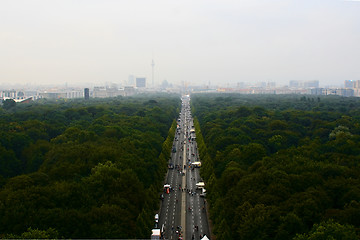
[0,145,21,177]
[293,219,358,240]
[4,227,59,239]
[2,99,16,110]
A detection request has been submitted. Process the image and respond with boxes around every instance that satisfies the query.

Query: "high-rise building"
[267,82,276,88]
[352,80,360,97]
[345,80,355,88]
[304,80,319,88]
[84,88,89,100]
[128,75,135,86]
[136,77,146,88]
[355,80,360,89]
[289,80,300,88]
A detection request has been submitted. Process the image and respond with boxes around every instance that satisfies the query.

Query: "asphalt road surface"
[158,95,210,240]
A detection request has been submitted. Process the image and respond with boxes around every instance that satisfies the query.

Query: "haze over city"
[1,0,359,87]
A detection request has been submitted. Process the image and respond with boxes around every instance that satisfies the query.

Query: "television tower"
[151,59,155,88]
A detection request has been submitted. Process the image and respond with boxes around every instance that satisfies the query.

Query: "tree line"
[0,94,180,239]
[191,93,360,240]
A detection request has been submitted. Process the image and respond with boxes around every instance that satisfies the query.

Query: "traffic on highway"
[152,95,210,240]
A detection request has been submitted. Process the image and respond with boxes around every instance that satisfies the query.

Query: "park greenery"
[0,94,180,239]
[192,93,360,240]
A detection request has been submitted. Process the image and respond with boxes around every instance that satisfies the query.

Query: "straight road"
[157,95,210,240]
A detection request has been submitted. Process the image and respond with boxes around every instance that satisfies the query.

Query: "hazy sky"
[1,0,360,87]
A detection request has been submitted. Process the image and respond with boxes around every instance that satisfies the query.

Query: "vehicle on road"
[151,229,160,240]
[201,235,210,240]
[191,162,201,168]
[200,188,207,197]
[164,184,171,194]
[196,182,205,189]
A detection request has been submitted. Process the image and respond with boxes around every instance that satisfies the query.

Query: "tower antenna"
[151,59,155,88]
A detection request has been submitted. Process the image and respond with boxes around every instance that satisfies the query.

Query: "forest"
[191,93,360,240]
[0,94,180,239]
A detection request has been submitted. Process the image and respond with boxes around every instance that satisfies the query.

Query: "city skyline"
[1,0,360,87]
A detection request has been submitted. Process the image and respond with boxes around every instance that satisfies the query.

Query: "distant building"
[39,89,83,99]
[267,82,276,88]
[345,80,355,88]
[289,80,300,88]
[337,88,354,97]
[309,88,324,95]
[128,75,135,86]
[93,87,106,98]
[40,92,67,99]
[354,80,360,89]
[66,91,83,98]
[304,80,319,88]
[321,88,354,97]
[124,86,136,96]
[136,77,146,88]
[257,82,267,88]
[350,80,360,96]
[106,87,124,97]
[93,86,125,98]
[84,88,89,100]
[161,79,170,89]
[1,89,40,101]
[237,82,246,89]
[290,80,319,88]
[1,90,17,99]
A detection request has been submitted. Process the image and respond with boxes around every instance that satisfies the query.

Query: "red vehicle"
[164,184,171,194]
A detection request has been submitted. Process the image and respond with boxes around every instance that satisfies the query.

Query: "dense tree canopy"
[0,94,180,239]
[191,93,360,240]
